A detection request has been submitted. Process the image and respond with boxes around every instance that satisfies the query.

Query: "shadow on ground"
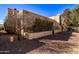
[38,32,73,41]
[0,33,45,54]
[0,31,75,54]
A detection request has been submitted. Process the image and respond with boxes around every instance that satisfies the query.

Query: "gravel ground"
[0,32,79,54]
[28,32,79,54]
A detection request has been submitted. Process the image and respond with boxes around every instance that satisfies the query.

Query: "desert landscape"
[0,4,79,54]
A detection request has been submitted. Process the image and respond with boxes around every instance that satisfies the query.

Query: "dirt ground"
[0,31,79,54]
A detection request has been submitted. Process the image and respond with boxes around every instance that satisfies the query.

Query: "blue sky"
[0,4,77,24]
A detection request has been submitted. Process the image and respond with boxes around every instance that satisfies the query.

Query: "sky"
[0,4,77,24]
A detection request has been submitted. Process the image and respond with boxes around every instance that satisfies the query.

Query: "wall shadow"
[0,33,45,54]
[0,31,74,54]
[37,31,73,41]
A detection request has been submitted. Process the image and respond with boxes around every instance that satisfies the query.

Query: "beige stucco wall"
[25,31,52,40]
[5,8,18,33]
[50,15,60,23]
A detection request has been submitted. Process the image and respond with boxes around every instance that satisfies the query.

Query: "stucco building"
[4,8,61,37]
[49,14,67,31]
